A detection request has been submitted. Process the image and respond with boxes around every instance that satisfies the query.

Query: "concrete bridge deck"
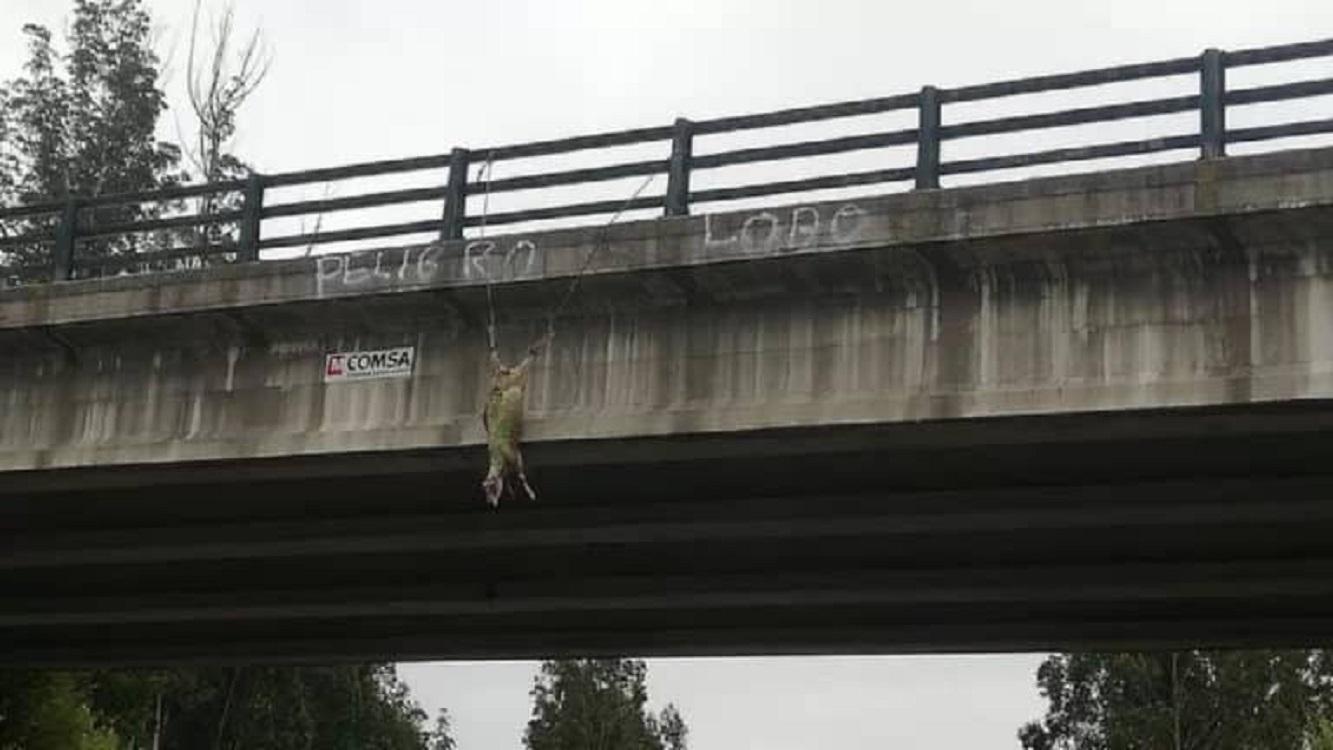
[3,147,1333,664]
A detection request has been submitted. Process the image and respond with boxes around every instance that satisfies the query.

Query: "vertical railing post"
[915,86,942,190]
[1201,48,1227,159]
[52,198,78,281]
[666,118,695,216]
[238,173,265,262]
[441,147,471,240]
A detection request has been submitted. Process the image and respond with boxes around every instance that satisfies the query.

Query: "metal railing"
[1,37,1332,284]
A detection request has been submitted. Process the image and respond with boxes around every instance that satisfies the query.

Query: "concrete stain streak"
[2,148,1333,472]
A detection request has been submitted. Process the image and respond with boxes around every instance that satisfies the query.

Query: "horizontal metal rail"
[84,244,237,274]
[262,186,449,218]
[0,202,64,221]
[77,210,244,241]
[460,195,665,228]
[467,159,666,194]
[693,92,920,134]
[940,95,1200,140]
[940,134,1201,176]
[690,167,916,204]
[264,154,451,187]
[1225,79,1333,106]
[1225,38,1333,66]
[474,125,676,162]
[80,180,247,209]
[0,180,246,221]
[258,218,447,251]
[0,37,1329,285]
[692,130,918,169]
[1227,118,1333,144]
[0,230,55,249]
[939,56,1200,104]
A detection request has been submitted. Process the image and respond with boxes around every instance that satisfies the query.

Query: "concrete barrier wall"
[3,149,1333,472]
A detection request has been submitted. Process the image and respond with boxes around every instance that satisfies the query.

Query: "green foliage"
[0,87,21,240]
[2,665,436,750]
[524,658,688,750]
[0,0,183,269]
[652,703,688,750]
[83,669,167,746]
[0,671,119,750]
[145,665,429,750]
[62,0,182,204]
[1312,717,1333,750]
[0,24,69,271]
[0,63,28,208]
[427,708,458,750]
[1019,650,1333,750]
[4,24,71,205]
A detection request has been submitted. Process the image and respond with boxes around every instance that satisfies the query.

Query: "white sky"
[4,0,1332,747]
[398,655,1049,749]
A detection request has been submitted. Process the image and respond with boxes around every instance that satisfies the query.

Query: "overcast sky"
[5,0,1332,250]
[4,0,1332,747]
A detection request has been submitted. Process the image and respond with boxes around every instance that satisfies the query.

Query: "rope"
[471,159,656,358]
[474,152,497,353]
[546,173,656,326]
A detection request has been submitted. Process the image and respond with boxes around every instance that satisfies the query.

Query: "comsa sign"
[324,346,416,383]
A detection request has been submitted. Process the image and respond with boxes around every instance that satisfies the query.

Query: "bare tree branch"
[183,0,272,253]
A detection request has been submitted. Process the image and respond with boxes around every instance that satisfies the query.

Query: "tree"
[652,704,688,750]
[63,0,182,208]
[0,86,23,253]
[524,658,688,750]
[0,671,119,750]
[1019,650,1333,750]
[0,67,27,205]
[4,25,70,206]
[121,664,432,750]
[181,0,270,252]
[183,0,269,187]
[1312,717,1333,750]
[427,708,457,750]
[0,24,71,269]
[0,0,183,270]
[2,664,438,750]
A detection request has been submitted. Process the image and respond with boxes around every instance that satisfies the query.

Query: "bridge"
[3,39,1333,666]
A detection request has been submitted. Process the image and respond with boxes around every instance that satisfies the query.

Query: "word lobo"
[314,239,541,296]
[324,346,416,383]
[703,202,868,255]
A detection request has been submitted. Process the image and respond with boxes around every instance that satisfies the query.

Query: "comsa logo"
[324,347,415,382]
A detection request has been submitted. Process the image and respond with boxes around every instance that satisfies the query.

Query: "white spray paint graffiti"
[314,202,872,295]
[315,238,540,296]
[462,239,538,282]
[703,202,868,256]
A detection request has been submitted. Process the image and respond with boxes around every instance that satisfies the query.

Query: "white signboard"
[324,346,415,383]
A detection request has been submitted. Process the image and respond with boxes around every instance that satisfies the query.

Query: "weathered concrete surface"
[2,147,1333,473]
[8,148,1333,665]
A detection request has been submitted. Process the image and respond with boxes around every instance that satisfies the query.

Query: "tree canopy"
[0,0,185,265]
[0,3,449,745]
[0,0,266,274]
[0,671,117,750]
[1020,650,1333,750]
[1,665,445,750]
[524,658,688,750]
